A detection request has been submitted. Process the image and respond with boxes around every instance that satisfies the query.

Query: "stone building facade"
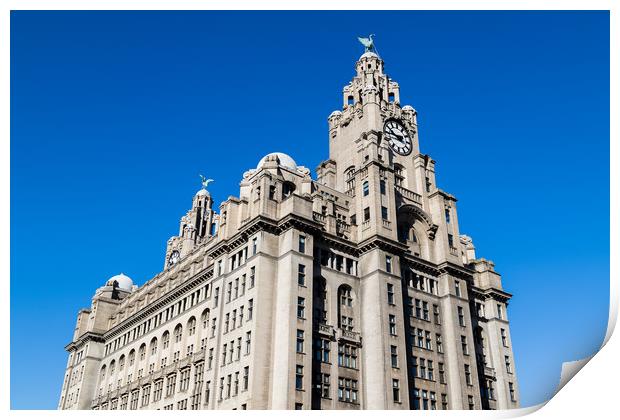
[59,45,519,411]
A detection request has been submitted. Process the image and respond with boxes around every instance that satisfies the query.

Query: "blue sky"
[10,11,609,409]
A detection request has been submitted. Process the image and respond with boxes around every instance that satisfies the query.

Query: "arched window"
[162,331,170,349]
[118,355,125,371]
[282,181,296,199]
[138,343,146,361]
[174,324,183,343]
[345,166,356,191]
[109,359,116,376]
[187,317,196,336]
[128,349,135,367]
[362,181,369,196]
[100,365,107,381]
[339,285,353,307]
[201,309,210,329]
[394,164,405,187]
[150,337,158,355]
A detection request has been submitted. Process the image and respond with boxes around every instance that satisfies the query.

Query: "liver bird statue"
[358,34,376,53]
[199,174,214,189]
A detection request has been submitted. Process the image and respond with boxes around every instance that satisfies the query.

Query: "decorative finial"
[199,174,214,189]
[357,34,376,53]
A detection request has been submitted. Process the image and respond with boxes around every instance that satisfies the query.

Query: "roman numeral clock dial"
[383,119,412,156]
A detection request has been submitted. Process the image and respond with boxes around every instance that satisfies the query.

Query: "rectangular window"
[387,283,394,304]
[363,181,369,196]
[422,301,429,321]
[448,233,454,248]
[214,287,219,307]
[390,345,398,368]
[441,393,448,410]
[505,355,512,373]
[465,364,472,386]
[468,395,475,410]
[509,382,516,401]
[458,306,465,326]
[316,372,331,399]
[298,264,306,286]
[445,208,451,223]
[363,207,370,221]
[299,235,306,253]
[392,379,400,402]
[297,297,305,319]
[337,377,358,403]
[433,304,441,324]
[252,237,258,255]
[248,299,254,320]
[250,266,255,288]
[439,362,446,384]
[243,366,249,391]
[338,344,358,369]
[314,338,330,363]
[296,330,304,353]
[388,314,397,335]
[385,255,392,273]
[381,206,388,220]
[455,280,461,297]
[461,335,469,355]
[497,304,504,320]
[501,328,508,346]
[380,179,386,194]
[295,403,303,410]
[295,365,303,390]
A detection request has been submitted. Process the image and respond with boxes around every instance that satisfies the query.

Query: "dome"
[402,105,414,112]
[360,51,379,60]
[195,188,209,197]
[108,273,133,291]
[328,110,342,119]
[257,152,298,171]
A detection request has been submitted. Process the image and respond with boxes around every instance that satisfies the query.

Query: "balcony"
[395,185,422,206]
[317,323,334,337]
[338,329,361,345]
[483,366,496,379]
[313,212,326,224]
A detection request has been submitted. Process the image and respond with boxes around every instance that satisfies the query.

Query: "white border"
[2,1,616,419]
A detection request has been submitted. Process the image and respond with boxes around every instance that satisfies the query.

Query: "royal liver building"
[59,40,519,410]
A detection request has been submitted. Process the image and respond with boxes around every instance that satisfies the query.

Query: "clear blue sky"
[10,11,609,409]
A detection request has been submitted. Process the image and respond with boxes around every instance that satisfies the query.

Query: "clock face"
[168,250,180,267]
[384,119,412,156]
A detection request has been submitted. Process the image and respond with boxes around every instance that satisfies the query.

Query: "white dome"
[360,51,379,60]
[328,110,342,119]
[195,188,209,197]
[108,273,133,291]
[257,152,298,171]
[402,105,414,112]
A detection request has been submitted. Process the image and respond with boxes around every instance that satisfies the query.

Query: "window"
[299,235,306,253]
[153,380,163,402]
[428,360,434,381]
[296,330,304,353]
[338,377,358,403]
[497,304,504,320]
[250,266,255,288]
[210,317,217,337]
[387,283,395,305]
[381,206,388,220]
[295,403,303,410]
[269,185,276,200]
[390,345,398,368]
[338,344,358,369]
[298,264,306,286]
[455,280,461,297]
[380,179,386,194]
[505,356,512,373]
[226,282,232,302]
[461,335,469,355]
[245,332,252,355]
[141,385,151,406]
[458,306,465,326]
[413,388,420,409]
[464,364,472,386]
[439,362,446,383]
[385,255,392,273]
[392,379,400,403]
[248,299,254,320]
[295,365,304,390]
[501,329,508,346]
[166,374,177,397]
[445,208,451,223]
[441,393,448,410]
[314,338,330,363]
[363,207,370,221]
[433,305,441,324]
[422,301,429,321]
[297,297,305,319]
[188,317,196,336]
[252,237,257,255]
[340,287,353,306]
[243,367,249,391]
[509,382,516,401]
[425,331,432,350]
[362,181,369,196]
[179,369,191,392]
[468,395,475,410]
[214,287,219,307]
[316,373,330,399]
[388,314,397,335]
